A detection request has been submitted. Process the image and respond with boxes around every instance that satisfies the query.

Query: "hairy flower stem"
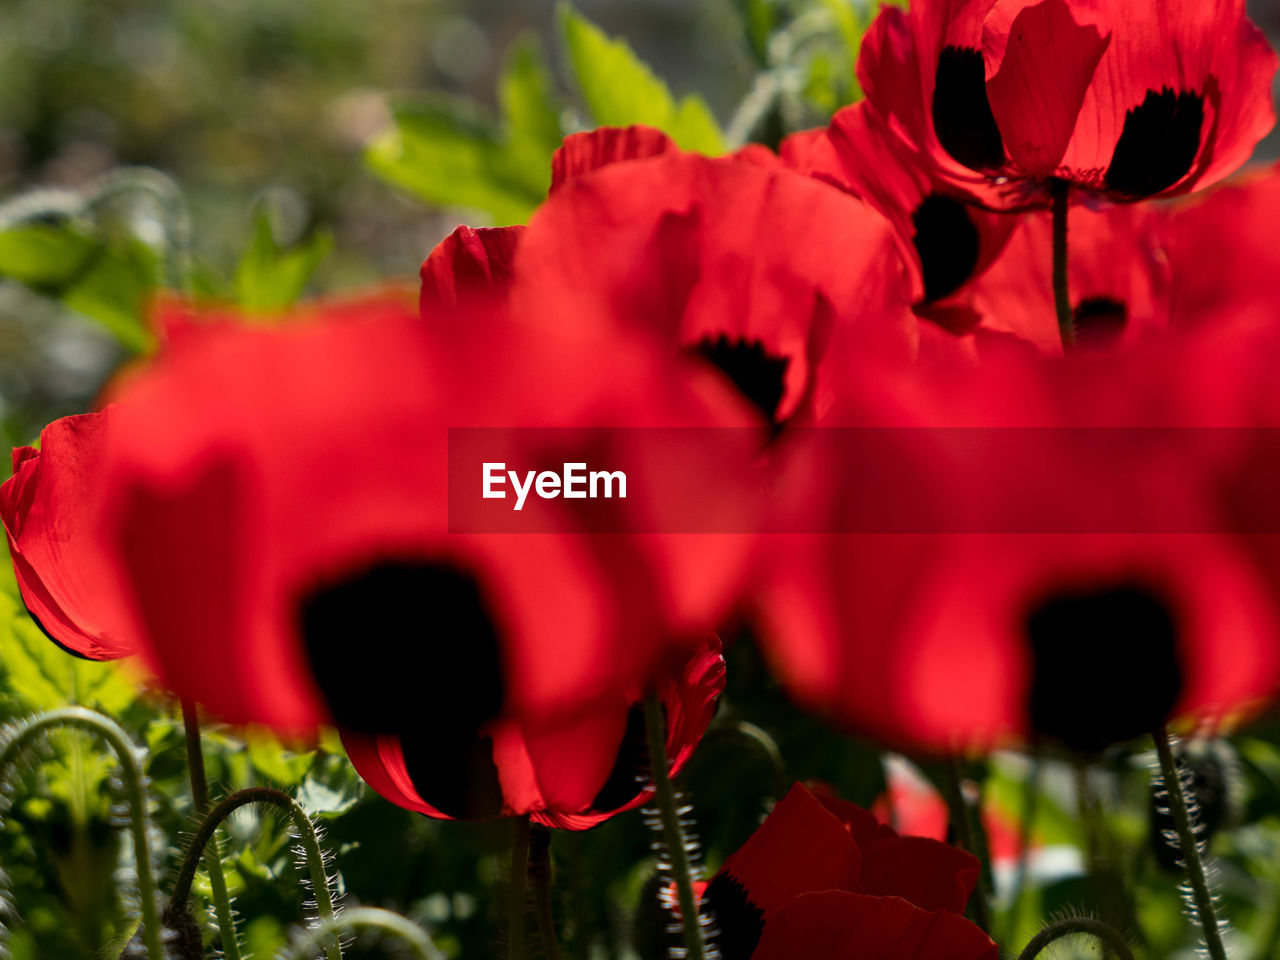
[1017,917,1136,960]
[509,815,530,960]
[179,699,242,960]
[171,786,342,960]
[943,757,993,933]
[644,690,707,960]
[1051,177,1076,349]
[278,907,445,960]
[529,825,563,960]
[0,708,164,960]
[1154,726,1229,960]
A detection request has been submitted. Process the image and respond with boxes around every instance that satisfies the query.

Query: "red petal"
[752,891,998,960]
[1055,0,1277,195]
[860,835,980,915]
[419,225,524,319]
[711,783,862,917]
[984,0,1110,179]
[1,410,136,660]
[550,125,679,191]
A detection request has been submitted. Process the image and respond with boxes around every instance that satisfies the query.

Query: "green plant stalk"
[529,824,563,960]
[643,690,707,960]
[1154,727,1229,960]
[1051,178,1076,349]
[942,757,992,933]
[180,699,243,960]
[0,707,164,960]
[510,815,530,960]
[1017,917,1136,960]
[170,786,342,960]
[277,906,446,960]
[1004,753,1043,946]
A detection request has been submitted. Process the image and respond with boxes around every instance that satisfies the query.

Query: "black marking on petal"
[1104,88,1205,198]
[1026,584,1183,752]
[1073,297,1128,349]
[933,47,1006,172]
[400,729,506,820]
[592,703,656,812]
[703,872,765,960]
[299,561,505,736]
[912,193,982,302]
[692,334,791,425]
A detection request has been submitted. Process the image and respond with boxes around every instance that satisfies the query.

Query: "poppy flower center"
[692,334,791,425]
[298,561,505,738]
[1073,296,1128,349]
[1025,583,1183,752]
[1104,88,1205,198]
[911,193,981,302]
[702,872,765,960]
[932,47,1006,172]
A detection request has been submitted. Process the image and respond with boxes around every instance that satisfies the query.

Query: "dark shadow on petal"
[1104,88,1205,198]
[912,193,981,303]
[933,47,1006,171]
[692,335,791,426]
[591,702,653,812]
[1026,584,1183,752]
[299,561,505,736]
[1073,297,1128,349]
[704,872,766,960]
[400,730,506,820]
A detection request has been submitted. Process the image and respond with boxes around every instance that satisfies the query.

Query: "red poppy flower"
[964,199,1172,351]
[823,102,1016,329]
[697,782,994,960]
[508,127,917,431]
[97,295,753,735]
[859,0,1277,205]
[756,341,1280,753]
[1,408,135,661]
[342,635,723,828]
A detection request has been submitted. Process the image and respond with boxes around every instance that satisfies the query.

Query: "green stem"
[0,707,164,960]
[529,825,563,960]
[1051,177,1075,350]
[643,691,707,960]
[88,167,193,295]
[1017,917,1136,960]
[509,815,530,960]
[1154,727,1229,960]
[170,786,342,960]
[277,907,445,960]
[179,699,242,960]
[1004,753,1043,945]
[942,757,992,933]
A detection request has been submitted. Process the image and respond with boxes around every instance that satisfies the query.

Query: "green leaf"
[0,224,156,352]
[558,3,726,155]
[366,35,563,225]
[0,565,138,717]
[233,211,333,313]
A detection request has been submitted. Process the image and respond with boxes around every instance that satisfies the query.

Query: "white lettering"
[482,463,506,498]
[563,462,588,499]
[510,470,536,511]
[590,470,627,500]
